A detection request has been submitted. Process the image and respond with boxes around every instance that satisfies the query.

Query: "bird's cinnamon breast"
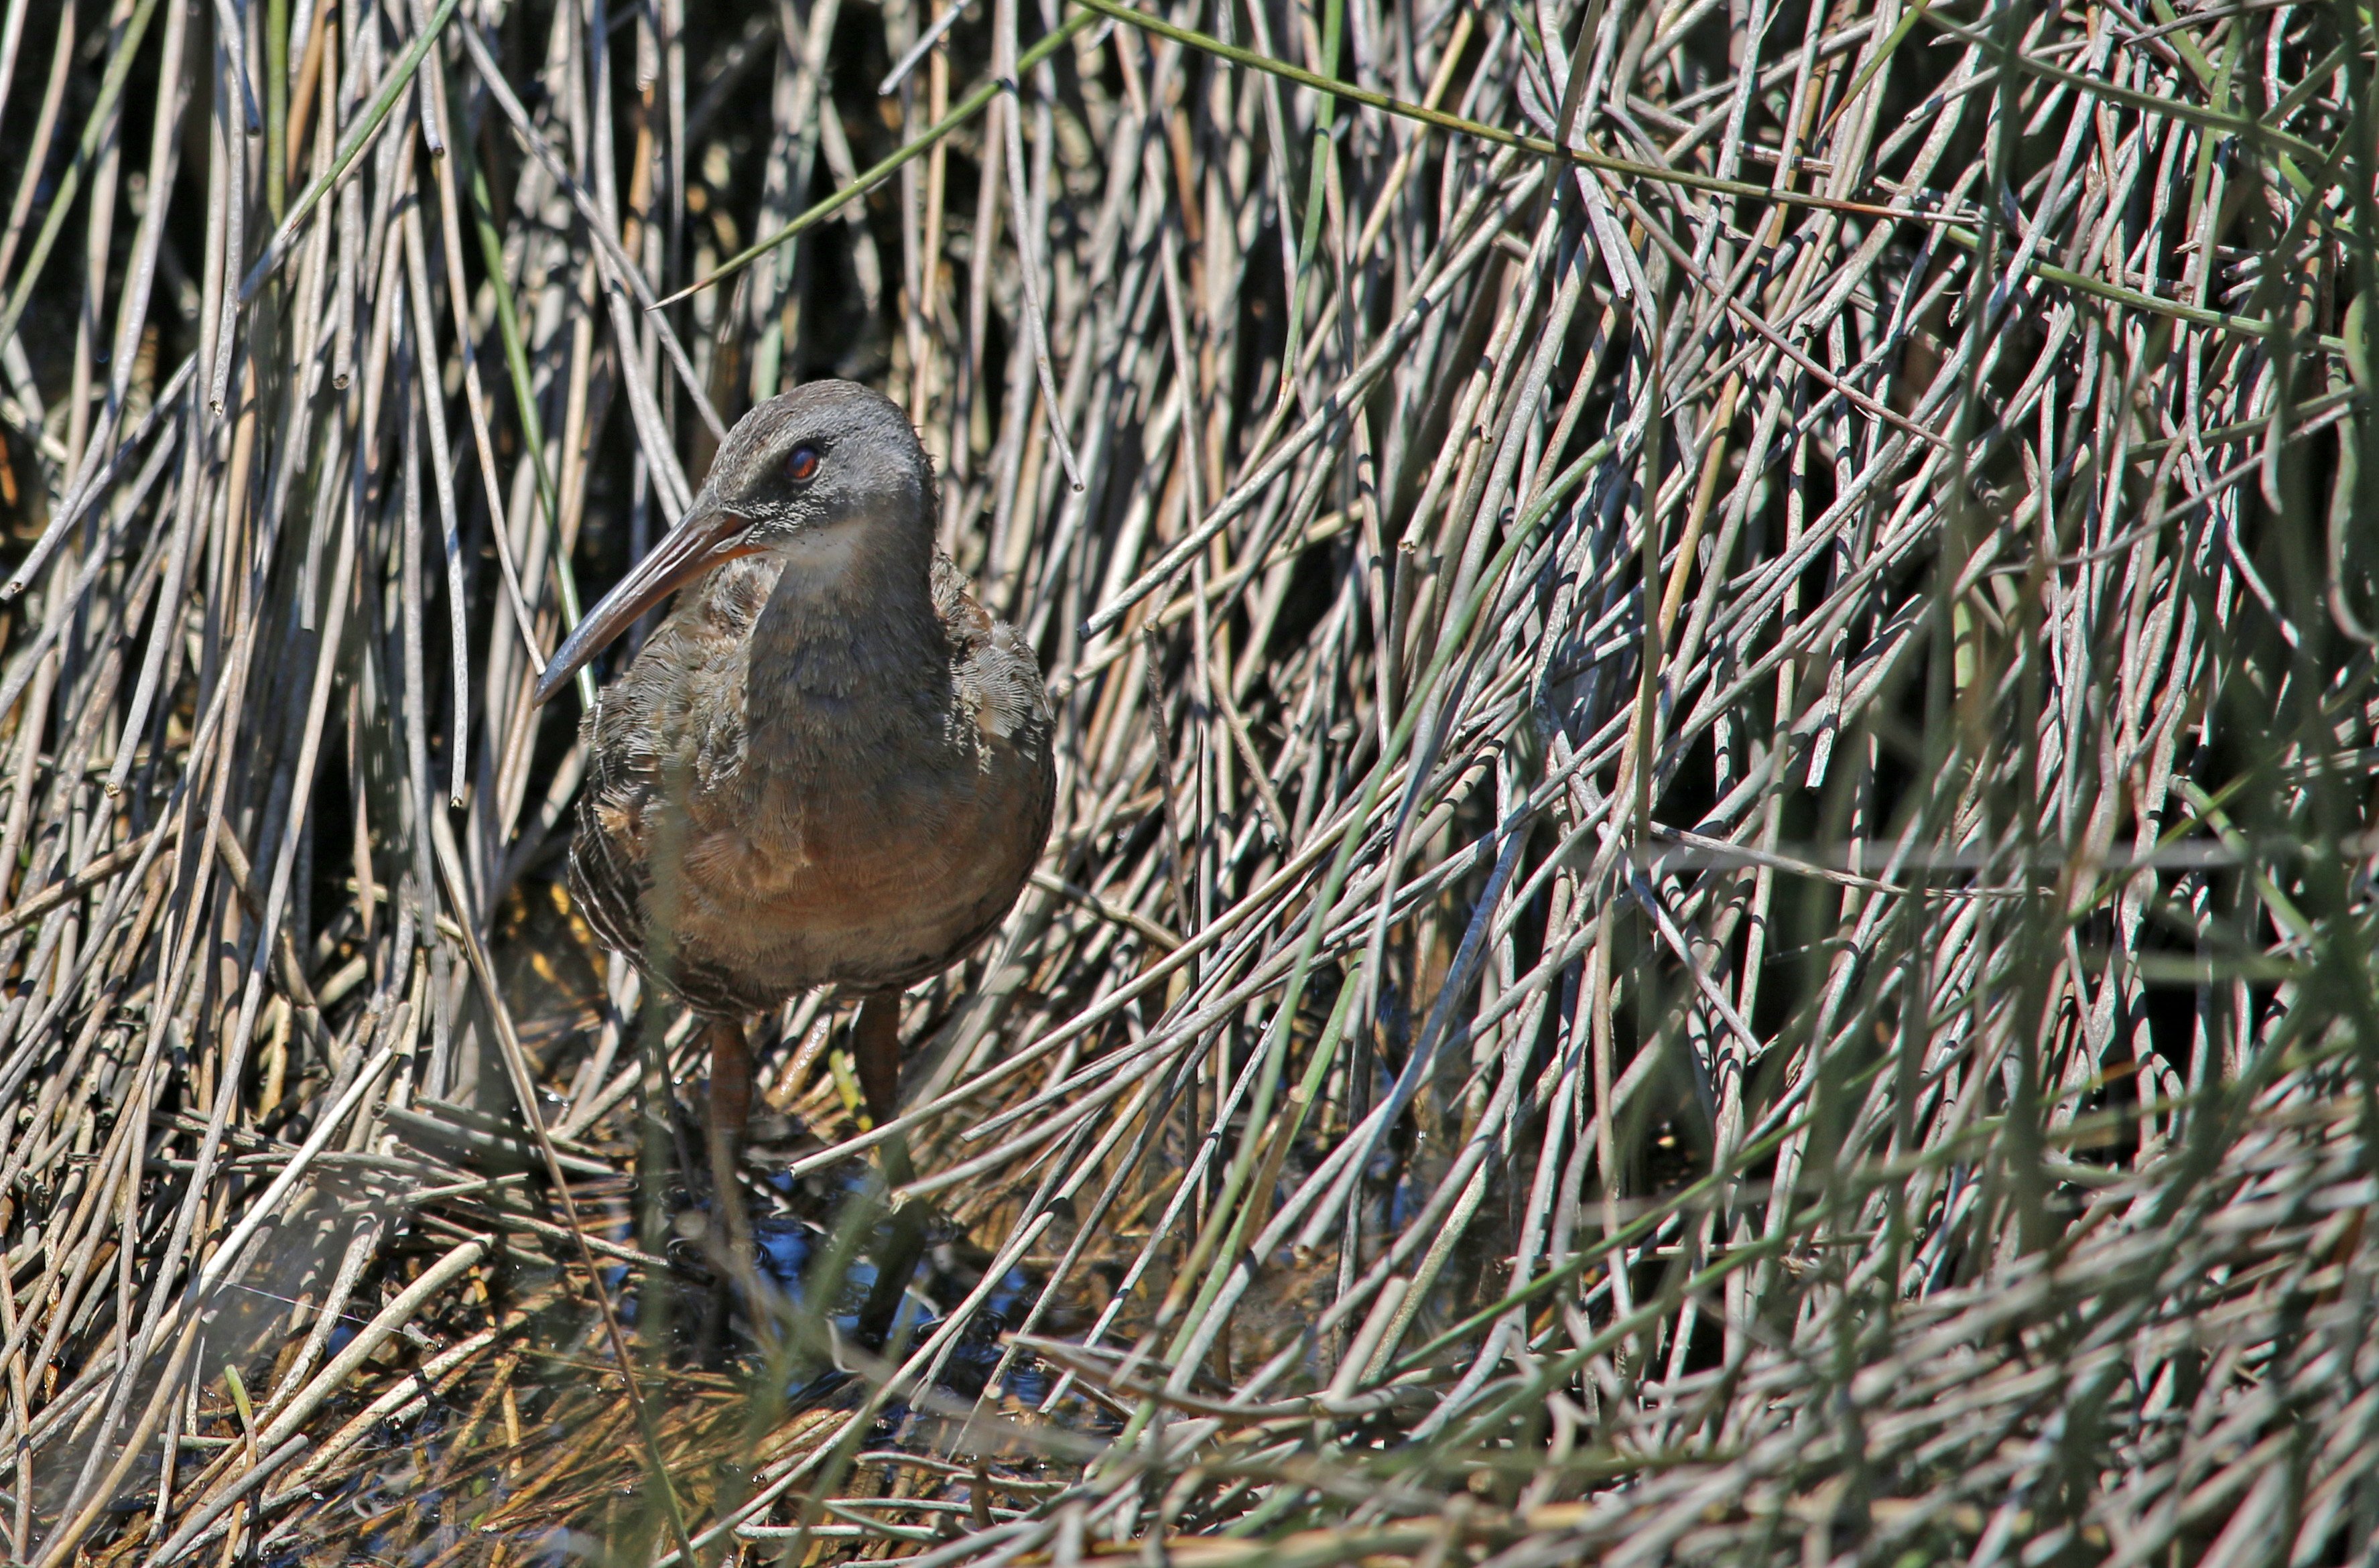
[675,750,1047,999]
[568,547,1053,1018]
[576,746,1049,1012]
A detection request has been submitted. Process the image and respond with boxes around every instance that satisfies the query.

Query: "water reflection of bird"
[535,381,1054,1257]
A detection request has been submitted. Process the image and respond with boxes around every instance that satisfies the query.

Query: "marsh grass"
[0,0,2373,1559]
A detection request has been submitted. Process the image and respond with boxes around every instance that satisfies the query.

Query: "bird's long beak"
[533,495,759,706]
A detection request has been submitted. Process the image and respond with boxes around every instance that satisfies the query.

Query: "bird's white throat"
[773,519,869,580]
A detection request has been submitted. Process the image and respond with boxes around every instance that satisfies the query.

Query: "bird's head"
[533,380,932,706]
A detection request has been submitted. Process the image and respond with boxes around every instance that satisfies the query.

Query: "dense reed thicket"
[0,0,2372,1559]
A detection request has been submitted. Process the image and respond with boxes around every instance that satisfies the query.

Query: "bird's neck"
[743,522,942,735]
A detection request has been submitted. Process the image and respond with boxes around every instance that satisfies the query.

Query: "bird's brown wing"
[932,552,1053,745]
[906,552,1056,978]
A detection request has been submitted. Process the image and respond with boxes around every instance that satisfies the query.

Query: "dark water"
[740,1196,1049,1407]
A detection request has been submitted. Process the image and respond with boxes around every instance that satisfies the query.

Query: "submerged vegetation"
[0,0,2372,1559]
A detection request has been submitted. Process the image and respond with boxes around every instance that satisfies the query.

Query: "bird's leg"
[852,994,927,1347]
[705,1015,755,1258]
[850,994,905,1148]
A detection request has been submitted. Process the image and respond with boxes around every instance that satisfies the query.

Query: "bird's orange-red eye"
[786,445,822,483]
